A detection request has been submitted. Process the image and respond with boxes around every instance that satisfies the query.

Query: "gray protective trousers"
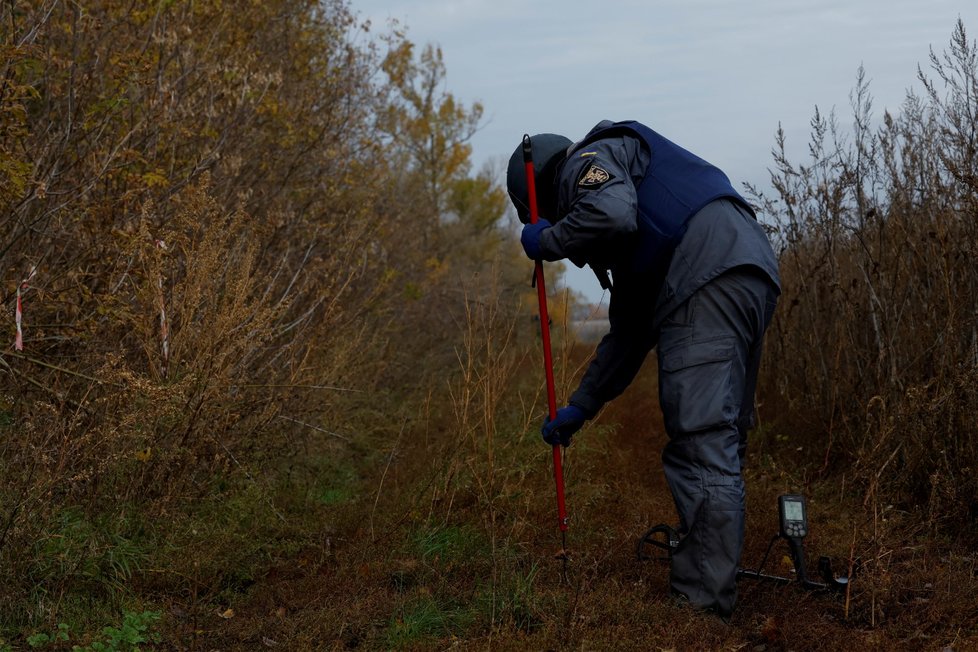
[656,266,779,616]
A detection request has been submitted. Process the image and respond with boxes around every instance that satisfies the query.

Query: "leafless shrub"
[0,0,521,630]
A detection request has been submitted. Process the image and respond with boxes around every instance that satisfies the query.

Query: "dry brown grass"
[177,348,977,651]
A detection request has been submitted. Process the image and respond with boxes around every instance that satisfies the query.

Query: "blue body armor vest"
[571,121,754,277]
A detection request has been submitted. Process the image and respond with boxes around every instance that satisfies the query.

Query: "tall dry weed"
[752,20,978,535]
[0,179,299,618]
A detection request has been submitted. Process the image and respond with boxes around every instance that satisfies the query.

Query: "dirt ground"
[166,362,978,651]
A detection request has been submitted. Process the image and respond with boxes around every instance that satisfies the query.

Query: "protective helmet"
[506,133,572,223]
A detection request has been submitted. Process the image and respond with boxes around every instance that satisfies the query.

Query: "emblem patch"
[578,162,615,189]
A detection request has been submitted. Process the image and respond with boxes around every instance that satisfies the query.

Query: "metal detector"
[637,493,856,593]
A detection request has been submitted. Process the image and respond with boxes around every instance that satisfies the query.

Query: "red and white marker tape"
[155,240,169,378]
[14,266,37,351]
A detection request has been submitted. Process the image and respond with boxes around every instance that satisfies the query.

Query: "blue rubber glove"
[520,219,552,260]
[542,405,587,447]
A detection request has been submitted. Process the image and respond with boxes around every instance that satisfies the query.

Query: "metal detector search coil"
[637,493,857,594]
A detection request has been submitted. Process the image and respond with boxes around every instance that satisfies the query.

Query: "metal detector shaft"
[522,135,569,537]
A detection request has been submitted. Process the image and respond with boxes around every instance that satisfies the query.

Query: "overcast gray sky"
[353,1,975,303]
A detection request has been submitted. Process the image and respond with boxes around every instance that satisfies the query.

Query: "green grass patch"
[30,508,149,592]
[464,559,545,636]
[0,508,153,635]
[385,595,472,648]
[412,524,485,563]
[314,486,354,506]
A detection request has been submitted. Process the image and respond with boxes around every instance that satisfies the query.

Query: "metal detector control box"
[778,494,808,539]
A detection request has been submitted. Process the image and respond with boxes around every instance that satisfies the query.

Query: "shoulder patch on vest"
[579,151,597,157]
[577,162,615,189]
